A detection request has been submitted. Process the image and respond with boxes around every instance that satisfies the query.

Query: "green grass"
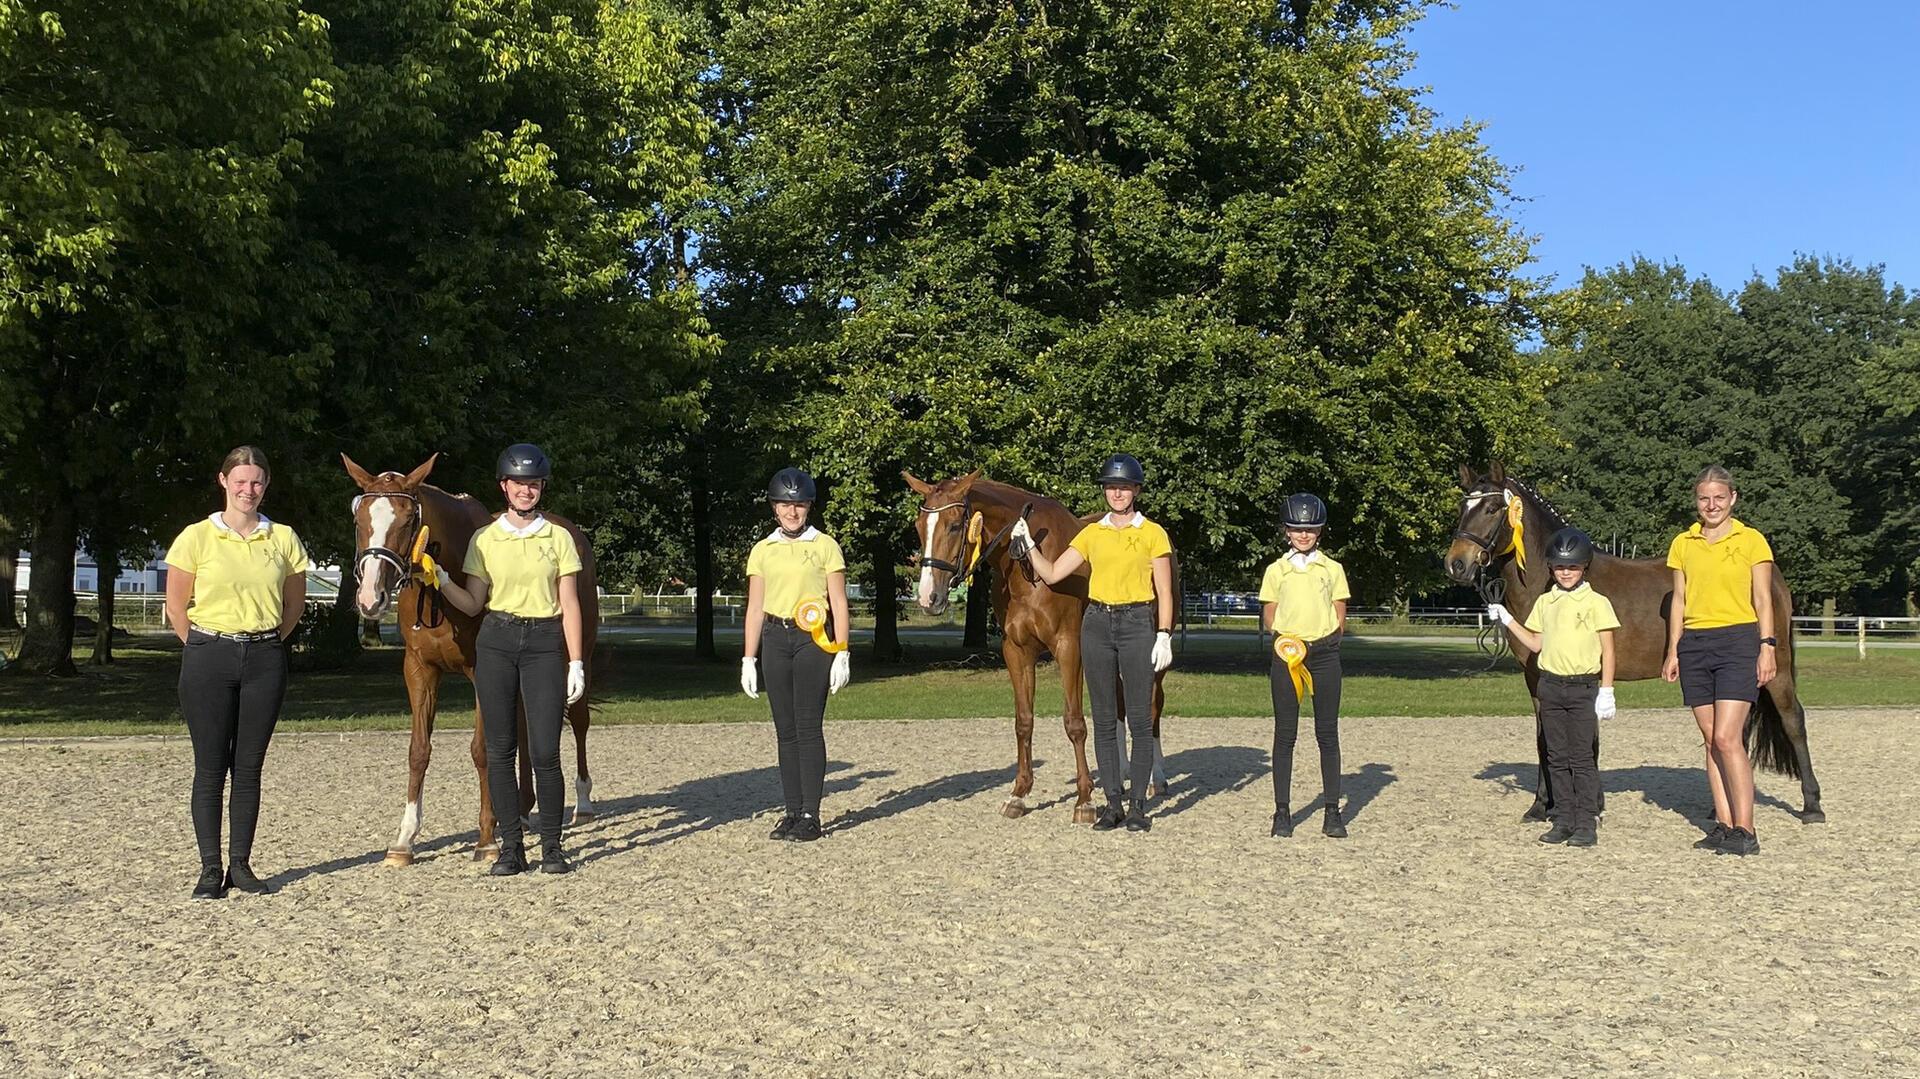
[2,629,1915,738]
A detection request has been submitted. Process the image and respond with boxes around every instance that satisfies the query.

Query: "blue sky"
[1404,1,1920,294]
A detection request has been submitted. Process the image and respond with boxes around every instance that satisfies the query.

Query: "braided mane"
[1503,475,1573,530]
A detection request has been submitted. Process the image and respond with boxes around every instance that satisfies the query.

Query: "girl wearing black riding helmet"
[435,444,586,875]
[1011,453,1175,833]
[741,467,851,841]
[1258,493,1351,839]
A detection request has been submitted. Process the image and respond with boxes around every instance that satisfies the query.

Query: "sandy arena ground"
[2,707,1916,1077]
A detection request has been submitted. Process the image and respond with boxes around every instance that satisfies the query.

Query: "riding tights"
[179,632,288,867]
[1269,634,1342,810]
[476,613,567,853]
[1082,603,1156,805]
[761,621,831,817]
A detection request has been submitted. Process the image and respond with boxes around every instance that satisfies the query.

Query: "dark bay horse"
[1443,464,1823,822]
[343,454,600,865]
[905,471,1172,822]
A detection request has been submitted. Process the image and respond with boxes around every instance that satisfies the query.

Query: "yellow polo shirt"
[1258,551,1351,642]
[1522,582,1620,676]
[463,515,581,619]
[1068,514,1173,605]
[165,515,311,633]
[746,527,846,619]
[1666,518,1773,629]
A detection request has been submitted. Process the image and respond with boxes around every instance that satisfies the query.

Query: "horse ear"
[902,470,933,496]
[402,453,439,488]
[956,469,982,491]
[1488,461,1507,485]
[342,453,377,490]
[1457,464,1476,490]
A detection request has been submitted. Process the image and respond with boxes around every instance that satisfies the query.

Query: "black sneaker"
[192,864,226,900]
[1270,807,1293,838]
[1124,801,1151,833]
[1092,802,1127,831]
[769,814,798,841]
[540,846,571,874]
[1567,827,1598,848]
[489,844,527,876]
[788,814,823,842]
[1717,828,1759,856]
[1322,805,1347,839]
[225,861,274,895]
[1538,823,1575,844]
[1692,823,1731,851]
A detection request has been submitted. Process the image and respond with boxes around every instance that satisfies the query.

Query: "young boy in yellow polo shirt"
[1489,528,1619,848]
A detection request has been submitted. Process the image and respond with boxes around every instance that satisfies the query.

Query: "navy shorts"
[1676,623,1761,707]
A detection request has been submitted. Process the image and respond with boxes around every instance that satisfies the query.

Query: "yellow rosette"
[794,597,846,654]
[1502,497,1526,571]
[409,524,442,586]
[964,511,985,574]
[1273,634,1313,699]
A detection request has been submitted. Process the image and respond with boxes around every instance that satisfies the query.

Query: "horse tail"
[1743,620,1801,780]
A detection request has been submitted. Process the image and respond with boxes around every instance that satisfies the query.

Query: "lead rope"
[1474,565,1508,671]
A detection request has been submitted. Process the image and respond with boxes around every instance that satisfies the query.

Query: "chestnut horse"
[343,454,600,865]
[1443,465,1823,823]
[905,471,1172,822]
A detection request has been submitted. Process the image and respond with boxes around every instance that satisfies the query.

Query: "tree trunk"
[963,562,990,649]
[0,527,18,632]
[868,532,900,662]
[691,441,716,660]
[16,493,78,676]
[92,545,119,665]
[329,579,363,655]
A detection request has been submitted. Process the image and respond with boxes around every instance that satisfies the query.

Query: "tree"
[706,0,1543,626]
[1,0,335,674]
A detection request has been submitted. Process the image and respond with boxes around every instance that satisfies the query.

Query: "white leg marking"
[574,775,595,820]
[393,798,423,851]
[1151,736,1169,790]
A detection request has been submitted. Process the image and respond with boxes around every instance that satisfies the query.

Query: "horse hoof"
[572,809,596,825]
[383,849,415,868]
[1001,799,1028,820]
[1146,782,1167,800]
[1520,804,1549,823]
[473,845,499,863]
[1072,804,1099,825]
[1801,808,1827,824]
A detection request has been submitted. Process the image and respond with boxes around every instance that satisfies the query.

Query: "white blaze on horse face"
[917,510,941,609]
[356,497,399,614]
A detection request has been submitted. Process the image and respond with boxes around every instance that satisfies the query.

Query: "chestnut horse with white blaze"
[343,454,600,865]
[1443,464,1823,823]
[906,471,1171,822]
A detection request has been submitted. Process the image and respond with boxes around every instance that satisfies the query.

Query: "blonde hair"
[1692,464,1735,493]
[220,445,271,483]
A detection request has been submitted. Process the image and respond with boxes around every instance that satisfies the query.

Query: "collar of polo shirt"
[765,525,821,543]
[494,513,548,538]
[1286,549,1322,569]
[207,512,274,538]
[1099,513,1147,530]
[1685,517,1750,540]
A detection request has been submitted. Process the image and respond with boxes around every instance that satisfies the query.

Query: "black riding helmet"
[1546,527,1595,568]
[766,467,817,503]
[1097,453,1145,487]
[1283,492,1328,530]
[497,443,551,480]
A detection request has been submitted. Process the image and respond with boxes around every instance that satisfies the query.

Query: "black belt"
[766,614,801,628]
[190,626,281,643]
[1087,600,1153,612]
[484,611,560,626]
[1541,671,1598,688]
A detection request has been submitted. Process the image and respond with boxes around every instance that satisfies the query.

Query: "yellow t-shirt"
[165,515,311,634]
[1068,515,1173,605]
[1258,551,1351,642]
[746,528,846,619]
[462,516,582,619]
[1666,518,1773,629]
[1522,582,1621,676]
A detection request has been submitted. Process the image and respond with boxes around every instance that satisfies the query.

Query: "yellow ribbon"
[963,511,984,575]
[410,525,444,586]
[1502,497,1526,571]
[1274,634,1313,699]
[795,597,847,654]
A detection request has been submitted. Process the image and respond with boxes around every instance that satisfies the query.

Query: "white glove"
[1595,686,1617,721]
[565,660,586,705]
[1151,630,1173,673]
[740,656,759,699]
[1009,517,1033,559]
[829,650,851,694]
[1486,602,1512,626]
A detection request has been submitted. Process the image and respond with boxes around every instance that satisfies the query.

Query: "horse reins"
[352,490,444,629]
[1455,487,1518,669]
[917,495,1033,596]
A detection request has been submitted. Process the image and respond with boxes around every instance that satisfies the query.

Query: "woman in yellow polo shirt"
[1011,454,1174,833]
[1660,464,1775,857]
[1259,493,1351,839]
[435,444,585,876]
[163,446,310,900]
[740,467,851,842]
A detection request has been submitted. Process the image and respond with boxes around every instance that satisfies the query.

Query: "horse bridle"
[916,494,1029,596]
[1451,486,1515,569]
[352,490,424,604]
[1454,485,1516,668]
